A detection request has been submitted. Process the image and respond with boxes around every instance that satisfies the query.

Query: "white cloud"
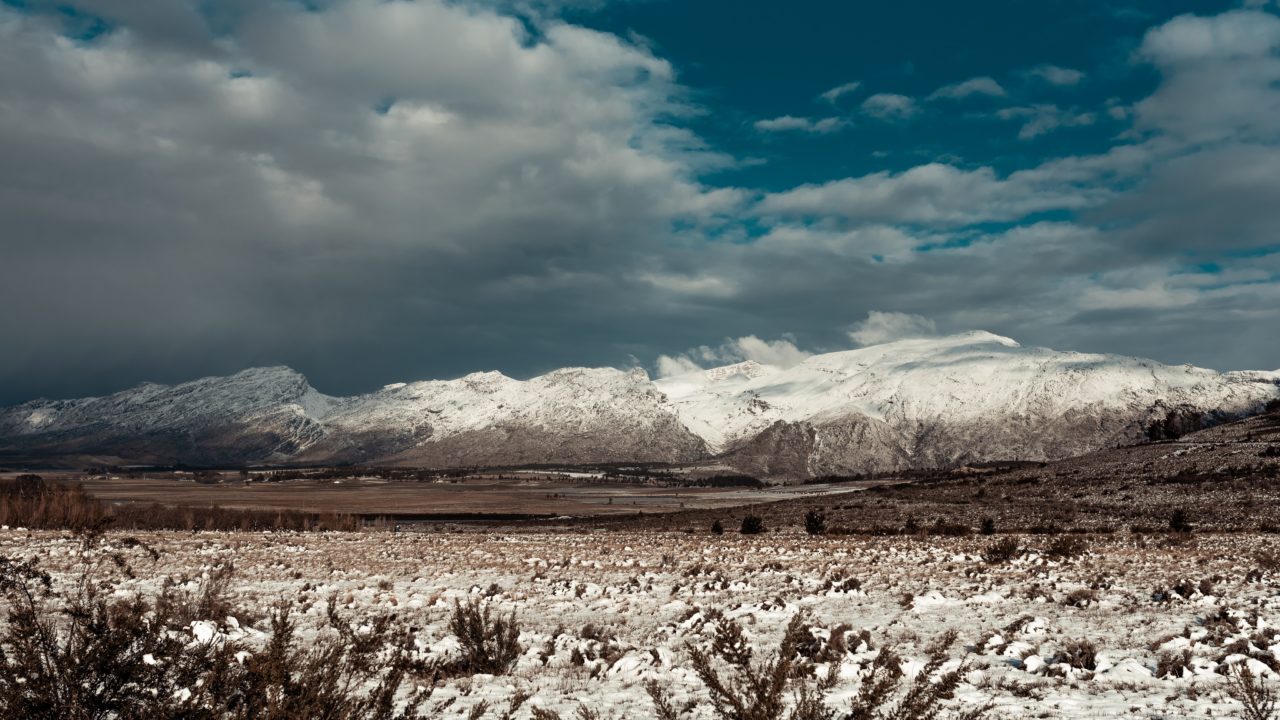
[848,312,937,346]
[928,76,1006,100]
[860,93,919,120]
[730,335,813,367]
[1076,283,1198,311]
[655,353,701,377]
[633,272,737,298]
[1139,10,1280,65]
[6,2,1280,397]
[753,224,924,262]
[1027,65,1085,86]
[997,104,1096,139]
[654,335,812,376]
[756,162,1098,226]
[754,115,847,134]
[819,80,862,104]
[0,0,746,390]
[1133,10,1280,143]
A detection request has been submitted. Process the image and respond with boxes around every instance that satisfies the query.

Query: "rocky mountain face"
[2,332,1277,480]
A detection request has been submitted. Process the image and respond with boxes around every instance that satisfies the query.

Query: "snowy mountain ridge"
[2,332,1277,479]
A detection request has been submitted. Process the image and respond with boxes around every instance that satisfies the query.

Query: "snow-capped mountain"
[655,331,1280,478]
[2,332,1277,479]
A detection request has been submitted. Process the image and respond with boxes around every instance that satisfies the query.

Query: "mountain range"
[2,331,1277,481]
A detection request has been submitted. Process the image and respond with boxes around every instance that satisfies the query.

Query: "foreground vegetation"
[0,528,995,719]
[2,526,1279,718]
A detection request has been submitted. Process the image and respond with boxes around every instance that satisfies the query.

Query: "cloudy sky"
[2,0,1279,404]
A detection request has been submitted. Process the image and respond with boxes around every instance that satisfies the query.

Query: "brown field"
[50,472,871,519]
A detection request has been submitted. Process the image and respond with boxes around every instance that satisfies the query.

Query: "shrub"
[1225,664,1277,720]
[1155,649,1194,679]
[981,537,1020,565]
[446,598,523,676]
[740,515,765,535]
[530,706,605,720]
[1057,638,1099,672]
[980,518,996,536]
[646,680,682,720]
[804,510,827,536]
[0,475,108,531]
[688,614,812,720]
[1060,588,1097,608]
[0,533,430,720]
[711,519,725,535]
[0,475,357,532]
[681,615,987,720]
[928,519,970,537]
[1044,535,1088,560]
[1169,508,1193,533]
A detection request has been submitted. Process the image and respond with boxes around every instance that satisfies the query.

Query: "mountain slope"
[654,332,1280,478]
[1,332,1276,477]
[0,366,708,468]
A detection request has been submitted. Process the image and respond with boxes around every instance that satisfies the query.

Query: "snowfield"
[5,527,1279,718]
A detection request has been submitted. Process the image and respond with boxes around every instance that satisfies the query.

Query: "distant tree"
[740,515,765,535]
[803,509,826,536]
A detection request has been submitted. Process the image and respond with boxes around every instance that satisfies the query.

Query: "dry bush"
[688,613,817,720]
[156,562,238,627]
[981,538,1020,565]
[1056,638,1098,672]
[1247,549,1280,582]
[529,705,606,720]
[1169,508,1194,533]
[1226,665,1277,720]
[740,516,766,535]
[0,475,108,531]
[683,615,986,720]
[445,598,523,676]
[112,502,358,532]
[805,510,827,536]
[0,474,357,532]
[1060,588,1097,608]
[845,630,989,720]
[0,533,430,719]
[1044,535,1089,560]
[646,679,683,720]
[1155,649,1194,679]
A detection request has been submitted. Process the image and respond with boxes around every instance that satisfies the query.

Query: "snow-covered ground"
[3,528,1278,718]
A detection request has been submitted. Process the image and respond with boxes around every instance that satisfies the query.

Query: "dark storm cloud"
[1,3,1279,405]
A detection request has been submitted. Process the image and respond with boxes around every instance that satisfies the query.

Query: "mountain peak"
[704,360,775,382]
[2,339,1277,478]
[955,330,1021,348]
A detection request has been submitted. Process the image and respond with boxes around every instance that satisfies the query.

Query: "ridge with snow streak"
[1,332,1277,479]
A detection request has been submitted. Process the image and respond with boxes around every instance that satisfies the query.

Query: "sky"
[2,0,1280,404]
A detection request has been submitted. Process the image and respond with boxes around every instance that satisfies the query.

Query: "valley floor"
[4,527,1279,718]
